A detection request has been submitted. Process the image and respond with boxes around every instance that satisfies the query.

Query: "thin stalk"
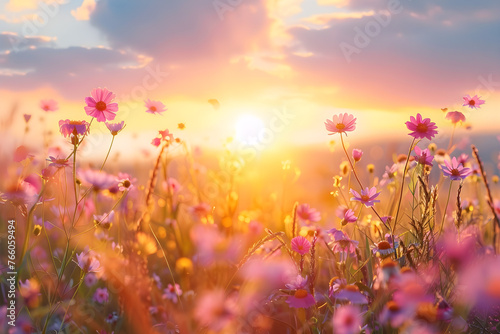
[439,181,454,236]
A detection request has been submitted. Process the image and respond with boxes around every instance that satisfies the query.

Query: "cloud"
[0,46,150,98]
[89,0,273,63]
[0,32,56,52]
[71,0,96,21]
[284,0,500,109]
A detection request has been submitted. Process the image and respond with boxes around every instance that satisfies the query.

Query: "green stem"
[439,181,454,237]
[56,274,85,333]
[100,135,115,172]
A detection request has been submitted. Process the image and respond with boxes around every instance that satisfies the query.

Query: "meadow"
[1,89,499,334]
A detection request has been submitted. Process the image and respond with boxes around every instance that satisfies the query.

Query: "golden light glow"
[234,113,264,145]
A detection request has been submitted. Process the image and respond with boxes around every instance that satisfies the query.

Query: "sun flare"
[234,114,264,144]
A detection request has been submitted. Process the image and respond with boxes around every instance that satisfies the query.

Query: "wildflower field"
[1,88,500,334]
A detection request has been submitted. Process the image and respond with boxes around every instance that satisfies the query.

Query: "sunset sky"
[1,0,499,154]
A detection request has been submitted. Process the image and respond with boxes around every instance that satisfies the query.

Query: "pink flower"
[406,113,438,140]
[286,289,316,309]
[341,209,358,225]
[162,283,182,303]
[350,187,381,207]
[463,94,485,109]
[40,99,58,112]
[336,285,368,304]
[413,146,433,167]
[93,288,109,304]
[291,236,311,255]
[116,173,136,191]
[440,157,472,180]
[328,228,359,257]
[78,169,117,191]
[84,87,118,122]
[59,119,89,138]
[47,156,71,168]
[333,305,362,334]
[23,114,31,123]
[151,137,161,147]
[105,121,125,136]
[352,149,363,162]
[296,203,321,223]
[75,251,101,273]
[194,290,236,331]
[325,113,356,135]
[457,153,469,165]
[151,129,174,147]
[145,99,167,115]
[166,177,182,193]
[445,111,466,124]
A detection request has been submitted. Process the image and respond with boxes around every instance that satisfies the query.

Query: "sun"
[235,114,264,145]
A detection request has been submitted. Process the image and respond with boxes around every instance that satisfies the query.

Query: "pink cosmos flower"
[47,156,71,168]
[145,99,167,115]
[463,94,485,109]
[105,121,125,136]
[75,251,101,273]
[380,164,398,186]
[341,209,358,225]
[440,157,472,181]
[151,129,174,147]
[336,285,368,304]
[328,228,359,258]
[352,149,363,162]
[78,169,117,191]
[84,87,118,122]
[333,305,362,334]
[93,288,109,304]
[413,146,433,167]
[325,113,356,135]
[350,187,381,207]
[296,203,321,223]
[406,114,438,140]
[116,172,136,191]
[285,275,309,290]
[162,283,183,304]
[59,119,90,138]
[40,99,58,112]
[457,153,469,165]
[445,111,466,124]
[166,177,182,193]
[286,289,316,309]
[291,236,311,255]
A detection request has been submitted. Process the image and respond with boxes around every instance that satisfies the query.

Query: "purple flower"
[350,187,381,207]
[413,146,433,167]
[440,157,472,181]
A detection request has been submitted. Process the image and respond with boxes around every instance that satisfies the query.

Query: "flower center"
[96,101,107,111]
[450,169,461,177]
[338,240,350,248]
[150,106,157,112]
[344,315,355,326]
[416,123,428,133]
[294,289,308,299]
[387,301,400,312]
[469,99,475,106]
[360,195,370,202]
[123,180,131,188]
[344,285,359,292]
[336,123,345,130]
[377,241,392,250]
